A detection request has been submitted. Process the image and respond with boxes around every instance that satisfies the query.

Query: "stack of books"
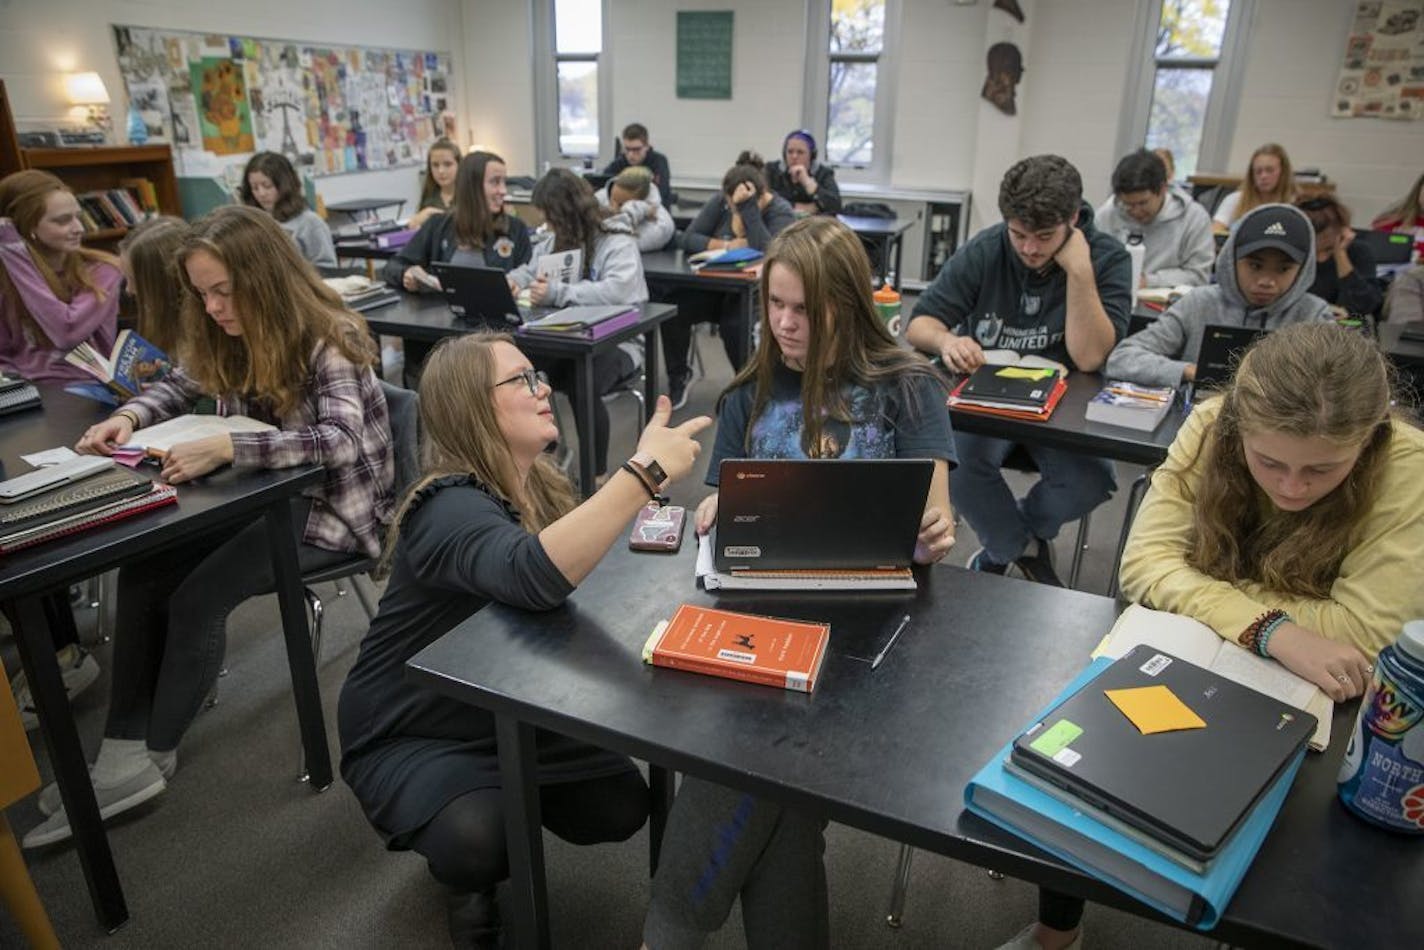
[689,247,764,280]
[322,275,401,313]
[1085,381,1176,432]
[0,461,177,555]
[74,188,150,234]
[517,305,640,341]
[947,363,1067,421]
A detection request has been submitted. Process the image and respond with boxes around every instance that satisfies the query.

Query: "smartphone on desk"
[629,504,686,552]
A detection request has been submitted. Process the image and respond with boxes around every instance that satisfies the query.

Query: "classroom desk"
[324,197,406,220]
[641,249,760,367]
[407,543,1424,950]
[838,214,915,290]
[360,294,679,496]
[0,388,327,932]
[948,371,1185,593]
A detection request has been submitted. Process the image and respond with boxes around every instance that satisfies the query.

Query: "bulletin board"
[111,25,455,179]
[1332,2,1424,120]
[676,12,734,100]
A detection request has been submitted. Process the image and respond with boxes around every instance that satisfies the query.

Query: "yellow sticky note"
[1104,685,1206,735]
[995,366,1055,381]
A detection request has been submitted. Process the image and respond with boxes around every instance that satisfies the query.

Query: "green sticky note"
[996,366,1055,381]
[1029,719,1083,757]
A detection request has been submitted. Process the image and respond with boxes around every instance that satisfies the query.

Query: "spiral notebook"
[0,482,178,555]
[0,467,155,535]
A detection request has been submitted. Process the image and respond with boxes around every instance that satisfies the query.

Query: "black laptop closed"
[1192,324,1267,392]
[1010,645,1314,861]
[713,459,932,572]
[429,262,524,327]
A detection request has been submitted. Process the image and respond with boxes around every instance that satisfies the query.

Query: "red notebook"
[643,604,830,693]
[0,483,179,555]
[947,374,1068,422]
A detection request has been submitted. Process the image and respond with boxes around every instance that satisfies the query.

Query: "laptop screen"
[429,262,524,326]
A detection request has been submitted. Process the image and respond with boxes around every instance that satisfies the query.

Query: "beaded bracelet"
[1238,608,1290,656]
[1255,614,1290,658]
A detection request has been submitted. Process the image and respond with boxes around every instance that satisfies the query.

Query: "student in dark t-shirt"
[339,334,710,947]
[602,122,673,203]
[1297,194,1383,318]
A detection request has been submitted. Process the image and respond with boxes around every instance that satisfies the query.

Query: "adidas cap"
[1234,205,1313,264]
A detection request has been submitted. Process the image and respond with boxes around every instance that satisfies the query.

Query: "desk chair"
[0,656,61,949]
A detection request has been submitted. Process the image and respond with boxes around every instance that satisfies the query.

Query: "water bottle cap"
[1399,620,1424,662]
[873,285,900,303]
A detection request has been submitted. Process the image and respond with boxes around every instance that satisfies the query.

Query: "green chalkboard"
[677,12,734,100]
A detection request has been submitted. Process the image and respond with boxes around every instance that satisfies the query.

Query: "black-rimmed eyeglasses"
[492,368,550,396]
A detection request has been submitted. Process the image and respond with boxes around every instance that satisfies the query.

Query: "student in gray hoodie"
[1096,148,1215,288]
[595,166,675,252]
[1105,203,1331,388]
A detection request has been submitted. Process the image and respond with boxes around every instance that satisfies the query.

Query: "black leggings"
[408,769,650,893]
[1039,888,1086,931]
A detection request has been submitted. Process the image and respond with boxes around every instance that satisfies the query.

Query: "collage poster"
[1333,2,1424,119]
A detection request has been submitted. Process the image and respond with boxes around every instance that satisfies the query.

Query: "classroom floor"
[1,311,1220,949]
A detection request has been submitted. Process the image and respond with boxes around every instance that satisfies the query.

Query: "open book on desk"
[1094,604,1332,751]
[120,415,277,462]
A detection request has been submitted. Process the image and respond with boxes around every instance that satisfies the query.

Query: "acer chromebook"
[1187,324,1267,401]
[1010,645,1314,862]
[429,262,529,327]
[701,458,933,590]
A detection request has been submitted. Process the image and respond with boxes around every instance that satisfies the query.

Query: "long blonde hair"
[0,169,118,342]
[379,333,576,575]
[725,216,944,456]
[175,206,373,418]
[1181,323,1398,597]
[118,216,189,355]
[1230,143,1296,222]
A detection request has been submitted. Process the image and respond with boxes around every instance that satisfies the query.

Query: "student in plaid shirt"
[23,206,395,850]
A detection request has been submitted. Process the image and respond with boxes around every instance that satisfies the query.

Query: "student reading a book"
[339,333,710,947]
[596,166,675,252]
[642,217,955,950]
[1104,204,1331,387]
[765,129,842,215]
[1296,194,1383,318]
[1004,322,1424,950]
[602,122,673,204]
[0,169,121,383]
[1211,143,1298,230]
[21,206,396,849]
[407,137,461,231]
[906,155,1130,584]
[117,216,189,356]
[664,152,797,409]
[507,167,649,481]
[238,151,337,267]
[1094,149,1214,288]
[1370,169,1423,260]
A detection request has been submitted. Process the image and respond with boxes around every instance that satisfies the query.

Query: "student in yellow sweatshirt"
[1001,321,1424,950]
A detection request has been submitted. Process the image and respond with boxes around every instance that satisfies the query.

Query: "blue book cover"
[963,657,1305,930]
[109,330,171,398]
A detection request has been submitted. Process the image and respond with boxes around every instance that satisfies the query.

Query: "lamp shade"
[64,72,110,106]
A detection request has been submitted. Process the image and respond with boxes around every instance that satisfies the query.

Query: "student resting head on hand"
[238,150,336,267]
[338,333,710,947]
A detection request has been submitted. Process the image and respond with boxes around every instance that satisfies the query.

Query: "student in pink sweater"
[0,170,121,382]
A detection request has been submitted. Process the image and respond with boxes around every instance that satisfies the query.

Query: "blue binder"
[964,657,1306,930]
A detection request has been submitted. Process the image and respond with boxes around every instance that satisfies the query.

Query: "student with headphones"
[765,130,842,215]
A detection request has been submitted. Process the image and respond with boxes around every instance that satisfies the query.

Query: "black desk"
[325,197,406,220]
[948,372,1186,593]
[0,389,328,932]
[838,214,915,291]
[642,250,760,368]
[361,295,679,496]
[407,544,1422,949]
[1380,321,1424,406]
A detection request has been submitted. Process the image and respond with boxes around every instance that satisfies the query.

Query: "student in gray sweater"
[238,151,336,267]
[1105,203,1332,388]
[1095,148,1215,288]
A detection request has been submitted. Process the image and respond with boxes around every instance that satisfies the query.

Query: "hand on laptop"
[694,492,718,535]
[912,506,955,564]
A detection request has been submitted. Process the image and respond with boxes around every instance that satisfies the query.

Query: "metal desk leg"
[496,715,550,950]
[10,594,129,931]
[1108,472,1152,599]
[643,326,662,407]
[648,765,676,875]
[573,353,598,497]
[264,502,332,790]
[892,234,905,292]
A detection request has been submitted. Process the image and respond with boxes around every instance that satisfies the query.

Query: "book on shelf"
[1084,381,1176,431]
[117,177,160,213]
[0,482,178,556]
[964,656,1306,930]
[643,603,830,693]
[123,414,277,461]
[517,305,640,341]
[948,361,1067,422]
[1093,604,1332,751]
[64,330,170,401]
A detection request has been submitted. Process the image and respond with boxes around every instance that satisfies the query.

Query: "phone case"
[629,504,686,552]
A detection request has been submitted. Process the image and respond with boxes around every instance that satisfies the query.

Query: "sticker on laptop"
[1028,719,1082,758]
[724,546,761,558]
[1139,653,1172,677]
[1053,747,1082,768]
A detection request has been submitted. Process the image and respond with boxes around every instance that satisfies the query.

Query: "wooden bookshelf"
[0,80,181,247]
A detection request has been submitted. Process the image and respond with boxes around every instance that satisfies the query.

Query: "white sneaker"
[995,924,1083,950]
[12,644,101,731]
[22,759,166,849]
[37,748,176,817]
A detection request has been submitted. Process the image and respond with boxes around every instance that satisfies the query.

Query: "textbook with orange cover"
[642,604,830,693]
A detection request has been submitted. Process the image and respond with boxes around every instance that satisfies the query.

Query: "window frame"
[1115,0,1255,178]
[801,0,903,186]
[533,0,613,166]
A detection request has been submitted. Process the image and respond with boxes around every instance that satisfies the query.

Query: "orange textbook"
[642,604,830,693]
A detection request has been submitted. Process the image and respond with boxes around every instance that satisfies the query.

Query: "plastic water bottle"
[1337,619,1424,833]
[126,103,148,145]
[1125,237,1145,309]
[873,284,902,337]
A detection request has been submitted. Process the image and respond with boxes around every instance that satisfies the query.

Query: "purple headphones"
[784,129,818,163]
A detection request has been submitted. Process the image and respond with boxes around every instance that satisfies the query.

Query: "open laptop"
[1010,645,1314,862]
[1187,324,1267,401]
[429,262,528,327]
[703,458,932,590]
[1355,228,1415,272]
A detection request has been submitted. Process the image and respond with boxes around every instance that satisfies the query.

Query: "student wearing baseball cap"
[1105,203,1333,388]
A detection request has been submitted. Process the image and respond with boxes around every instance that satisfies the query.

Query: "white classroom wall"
[4,0,1417,226]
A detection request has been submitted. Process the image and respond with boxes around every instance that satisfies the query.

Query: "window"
[1118,0,1254,178]
[803,0,900,182]
[553,0,602,157]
